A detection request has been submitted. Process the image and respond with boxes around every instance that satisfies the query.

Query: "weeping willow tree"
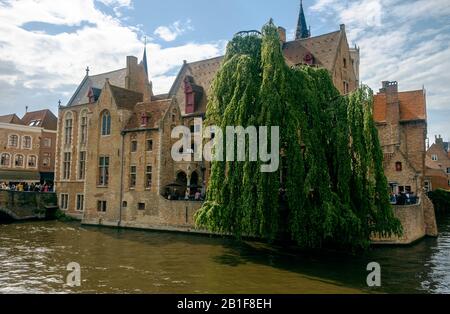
[195,21,402,250]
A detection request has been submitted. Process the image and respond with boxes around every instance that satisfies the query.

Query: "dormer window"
[184,76,203,114]
[141,112,149,127]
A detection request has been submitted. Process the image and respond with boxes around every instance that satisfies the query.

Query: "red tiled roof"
[0,114,24,125]
[373,89,426,123]
[21,109,57,130]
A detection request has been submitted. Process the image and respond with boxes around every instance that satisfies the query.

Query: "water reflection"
[0,214,449,294]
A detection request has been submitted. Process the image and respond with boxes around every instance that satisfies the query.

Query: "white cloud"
[311,0,450,139]
[0,0,224,114]
[154,20,193,42]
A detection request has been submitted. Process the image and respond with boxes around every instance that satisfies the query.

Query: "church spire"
[295,0,310,40]
[141,36,148,77]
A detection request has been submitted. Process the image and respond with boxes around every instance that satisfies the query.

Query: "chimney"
[277,27,286,44]
[381,81,400,145]
[340,24,346,32]
[436,135,444,146]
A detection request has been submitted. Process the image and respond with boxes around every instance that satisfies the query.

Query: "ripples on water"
[0,214,449,294]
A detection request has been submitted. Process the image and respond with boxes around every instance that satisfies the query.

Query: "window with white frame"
[76,194,84,211]
[23,136,32,149]
[431,154,438,161]
[64,112,73,145]
[101,111,111,136]
[145,165,152,189]
[80,111,88,145]
[27,155,37,168]
[98,156,109,186]
[130,165,137,188]
[78,151,86,180]
[97,200,107,212]
[60,194,69,210]
[15,154,24,167]
[43,138,52,148]
[8,134,19,147]
[63,152,71,180]
[0,153,10,167]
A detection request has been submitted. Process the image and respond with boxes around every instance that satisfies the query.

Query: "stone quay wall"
[372,194,438,245]
[0,190,58,220]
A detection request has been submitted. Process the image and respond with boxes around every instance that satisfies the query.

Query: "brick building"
[0,109,57,184]
[373,81,428,197]
[425,135,450,191]
[56,4,360,228]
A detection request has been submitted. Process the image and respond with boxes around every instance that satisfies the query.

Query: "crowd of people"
[0,182,54,193]
[390,191,419,206]
[165,188,205,201]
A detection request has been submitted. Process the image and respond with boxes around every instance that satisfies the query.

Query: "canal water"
[0,214,449,294]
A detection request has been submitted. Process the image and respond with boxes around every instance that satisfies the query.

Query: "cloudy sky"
[0,0,448,142]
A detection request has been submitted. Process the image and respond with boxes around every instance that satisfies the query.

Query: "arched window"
[23,136,32,149]
[15,154,24,167]
[101,111,111,136]
[80,110,88,145]
[28,155,37,168]
[64,112,73,145]
[395,162,402,172]
[8,134,18,147]
[1,153,10,167]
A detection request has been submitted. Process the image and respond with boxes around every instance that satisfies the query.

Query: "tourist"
[195,191,201,201]
[185,189,190,201]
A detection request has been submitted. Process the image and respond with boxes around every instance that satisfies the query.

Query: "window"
[130,166,137,188]
[395,162,402,172]
[424,180,431,192]
[29,120,41,126]
[8,135,18,147]
[447,167,450,174]
[172,110,176,122]
[97,200,107,212]
[98,156,109,186]
[343,57,347,68]
[101,111,111,136]
[80,112,88,145]
[60,194,69,210]
[64,112,73,145]
[76,194,84,211]
[78,151,86,180]
[15,154,24,167]
[63,152,71,180]
[405,186,412,193]
[448,180,450,187]
[431,154,438,161]
[27,155,37,168]
[145,165,152,189]
[42,153,51,167]
[1,153,10,167]
[146,139,153,152]
[343,81,349,94]
[131,140,138,152]
[138,203,146,210]
[23,136,32,149]
[122,201,128,208]
[43,138,52,148]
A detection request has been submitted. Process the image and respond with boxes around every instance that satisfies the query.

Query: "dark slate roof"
[67,68,127,107]
[109,84,143,110]
[0,114,24,125]
[21,109,58,130]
